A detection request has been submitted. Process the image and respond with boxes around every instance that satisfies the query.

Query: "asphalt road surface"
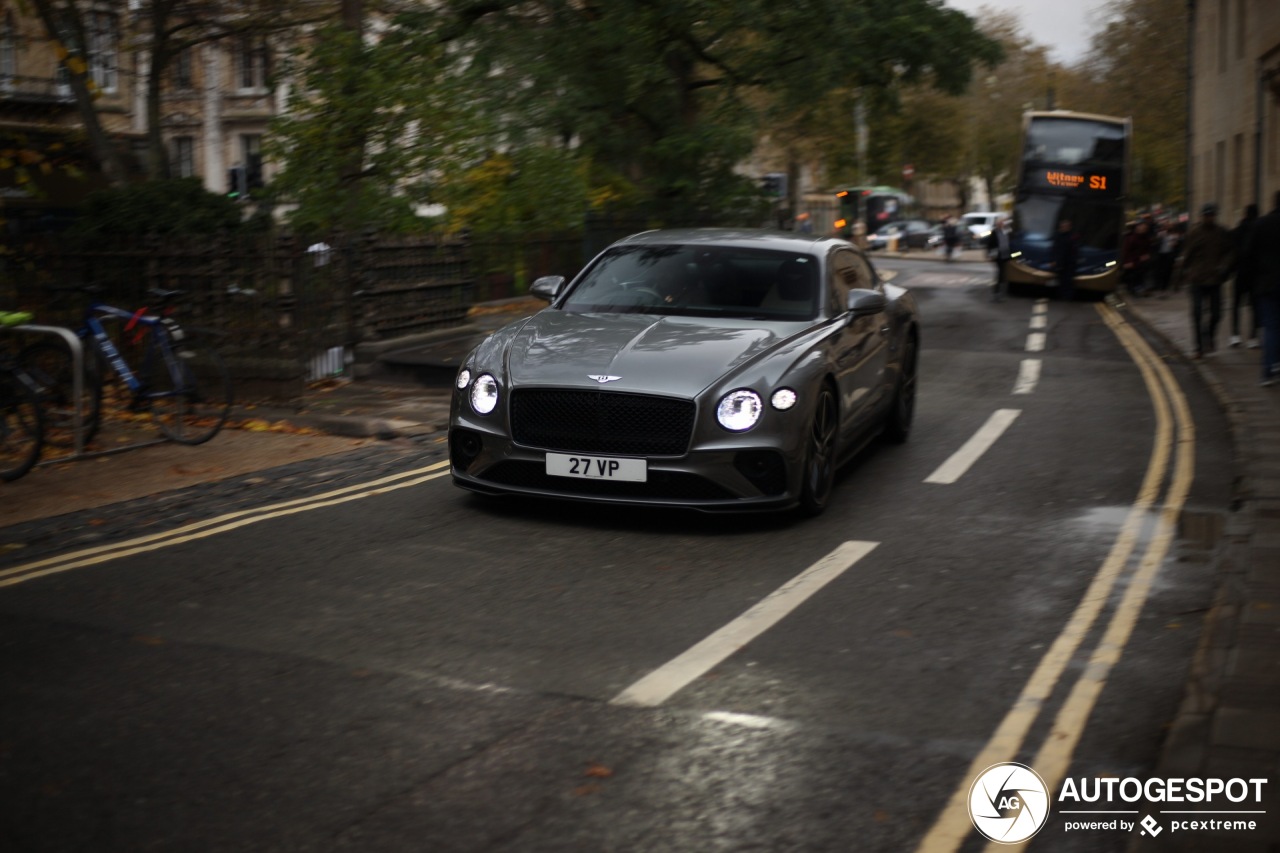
[0,257,1235,852]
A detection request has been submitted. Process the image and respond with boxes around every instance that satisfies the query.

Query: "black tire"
[798,384,839,517]
[17,341,103,448]
[146,342,232,445]
[883,333,917,444]
[0,369,44,482]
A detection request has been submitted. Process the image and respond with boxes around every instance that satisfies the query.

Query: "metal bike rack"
[6,324,87,458]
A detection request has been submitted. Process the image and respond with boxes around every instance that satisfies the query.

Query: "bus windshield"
[1023,118,1127,168]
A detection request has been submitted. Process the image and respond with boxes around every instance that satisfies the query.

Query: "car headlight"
[770,388,798,411]
[456,368,471,390]
[717,389,762,431]
[470,373,499,415]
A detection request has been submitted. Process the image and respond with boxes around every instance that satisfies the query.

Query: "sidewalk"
[1121,287,1280,851]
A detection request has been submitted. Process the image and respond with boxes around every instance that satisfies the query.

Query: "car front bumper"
[448,421,807,513]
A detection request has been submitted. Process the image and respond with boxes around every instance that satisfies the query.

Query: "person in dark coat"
[1230,204,1260,347]
[942,218,961,262]
[1153,219,1185,297]
[1050,218,1080,301]
[1121,219,1155,296]
[1244,191,1280,386]
[1177,203,1235,358]
[985,216,1012,301]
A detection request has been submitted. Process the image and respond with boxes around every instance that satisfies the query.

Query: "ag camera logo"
[969,762,1052,844]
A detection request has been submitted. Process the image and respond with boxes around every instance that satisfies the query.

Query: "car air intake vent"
[510,389,695,456]
[481,461,735,501]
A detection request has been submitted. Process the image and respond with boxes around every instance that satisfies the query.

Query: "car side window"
[828,250,858,313]
[849,253,879,292]
[829,249,877,312]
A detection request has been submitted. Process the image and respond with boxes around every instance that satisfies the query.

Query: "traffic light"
[227,165,248,199]
[761,172,788,199]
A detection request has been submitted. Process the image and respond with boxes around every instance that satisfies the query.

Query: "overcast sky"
[944,0,1108,66]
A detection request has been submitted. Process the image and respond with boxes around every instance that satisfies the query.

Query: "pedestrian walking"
[1152,219,1184,297]
[985,216,1012,301]
[1230,204,1260,347]
[942,217,961,262]
[1244,191,1280,386]
[1050,218,1080,301]
[1176,203,1234,358]
[1121,219,1154,296]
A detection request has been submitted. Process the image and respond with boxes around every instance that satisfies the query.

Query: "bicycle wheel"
[18,340,104,447]
[145,340,232,445]
[0,370,44,482]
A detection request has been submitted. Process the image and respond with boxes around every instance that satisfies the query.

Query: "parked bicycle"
[19,286,232,447]
[1,311,44,482]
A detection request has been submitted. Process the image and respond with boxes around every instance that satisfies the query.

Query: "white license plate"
[546,452,647,482]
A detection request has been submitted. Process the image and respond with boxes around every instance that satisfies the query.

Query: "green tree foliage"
[848,0,1184,215]
[267,21,484,236]
[272,0,1003,232]
[1077,0,1188,207]
[68,177,243,242]
[963,13,1057,206]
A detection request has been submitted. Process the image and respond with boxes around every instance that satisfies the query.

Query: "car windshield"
[559,244,820,321]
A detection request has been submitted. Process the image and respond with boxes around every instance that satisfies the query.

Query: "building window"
[1236,0,1245,60]
[1232,133,1243,213]
[237,37,268,90]
[240,134,264,187]
[1215,140,1226,205]
[172,48,194,90]
[0,14,15,92]
[1218,0,1228,72]
[170,136,195,178]
[88,11,118,92]
[0,31,13,95]
[1270,95,1278,177]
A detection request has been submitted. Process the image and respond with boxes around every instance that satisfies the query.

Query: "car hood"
[501,310,792,398]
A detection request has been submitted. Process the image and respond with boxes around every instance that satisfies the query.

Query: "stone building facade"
[1189,0,1280,220]
[0,4,284,228]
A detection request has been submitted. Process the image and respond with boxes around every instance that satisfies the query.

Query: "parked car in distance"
[960,212,1001,248]
[866,219,939,251]
[448,229,920,516]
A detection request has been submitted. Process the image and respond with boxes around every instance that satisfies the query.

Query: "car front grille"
[509,388,695,456]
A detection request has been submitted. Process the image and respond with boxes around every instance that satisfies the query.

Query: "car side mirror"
[847,288,886,316]
[531,275,566,301]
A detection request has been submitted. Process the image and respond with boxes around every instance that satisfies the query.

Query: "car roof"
[612,228,850,256]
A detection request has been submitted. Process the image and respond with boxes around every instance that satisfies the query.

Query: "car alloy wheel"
[799,385,838,516]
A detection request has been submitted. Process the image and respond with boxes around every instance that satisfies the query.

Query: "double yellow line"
[915,302,1196,852]
[0,460,451,589]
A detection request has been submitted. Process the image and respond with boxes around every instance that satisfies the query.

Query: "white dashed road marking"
[924,409,1022,485]
[611,541,879,707]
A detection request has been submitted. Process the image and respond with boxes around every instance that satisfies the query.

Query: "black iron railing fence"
[0,216,732,399]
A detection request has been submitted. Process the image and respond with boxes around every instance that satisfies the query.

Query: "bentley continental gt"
[448,229,919,515]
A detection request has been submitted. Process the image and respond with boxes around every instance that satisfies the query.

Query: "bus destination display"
[1029,167,1121,196]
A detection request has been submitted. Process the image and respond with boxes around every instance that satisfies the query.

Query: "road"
[0,257,1236,852]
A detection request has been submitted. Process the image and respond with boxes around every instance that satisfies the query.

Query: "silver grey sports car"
[448,229,919,514]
